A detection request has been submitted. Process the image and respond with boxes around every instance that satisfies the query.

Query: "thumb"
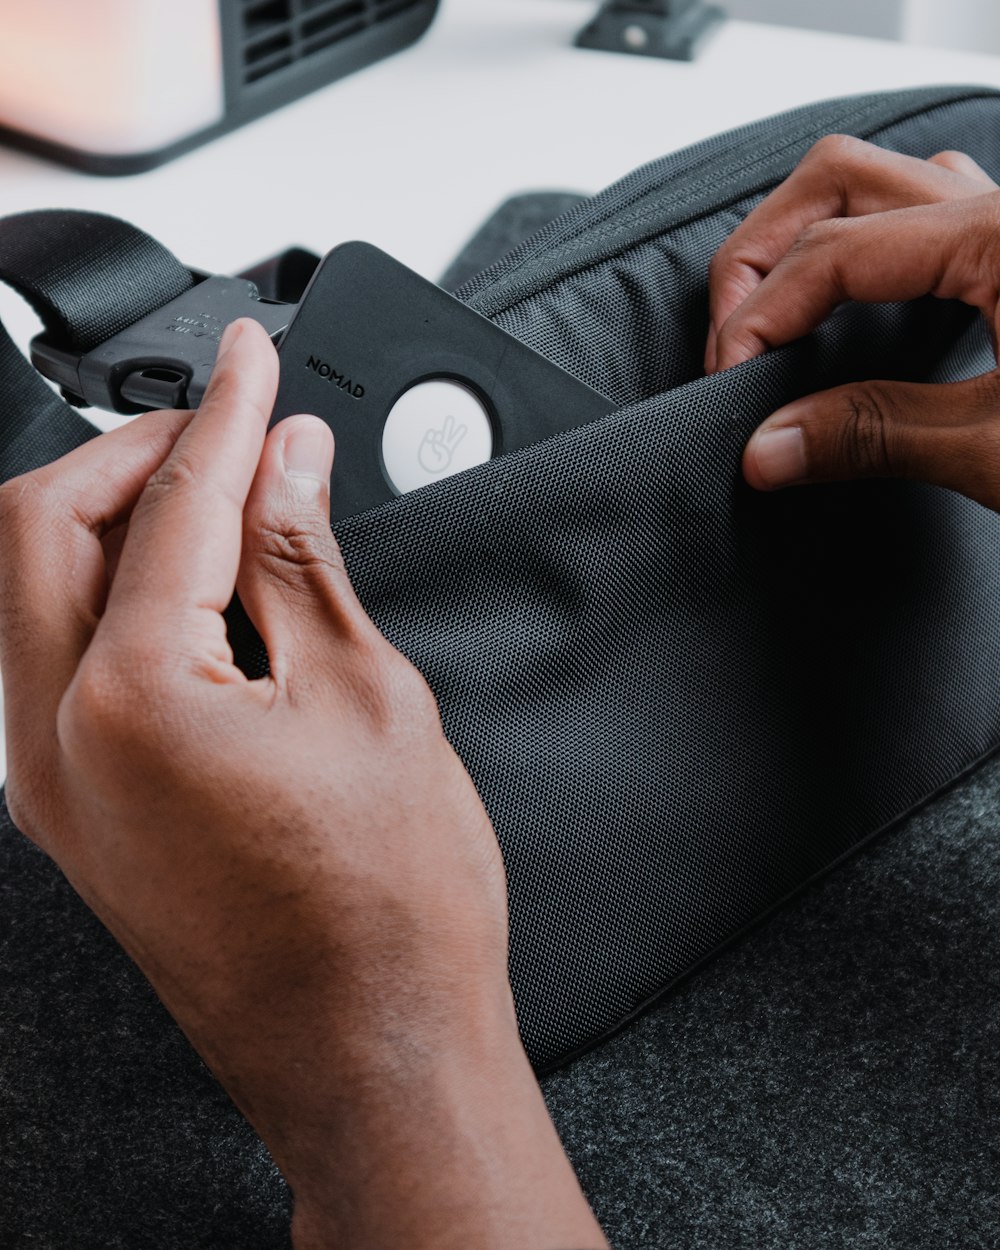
[742,375,1000,512]
[237,415,381,688]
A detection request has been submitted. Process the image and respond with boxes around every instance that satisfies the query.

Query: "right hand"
[706,135,1000,511]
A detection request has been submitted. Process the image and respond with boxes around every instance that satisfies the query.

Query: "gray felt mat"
[542,753,1000,1249]
[1,752,997,1248]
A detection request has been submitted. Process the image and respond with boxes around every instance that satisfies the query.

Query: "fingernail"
[749,425,808,488]
[217,319,244,359]
[282,415,333,491]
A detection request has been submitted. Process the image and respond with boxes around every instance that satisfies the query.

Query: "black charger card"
[270,242,611,521]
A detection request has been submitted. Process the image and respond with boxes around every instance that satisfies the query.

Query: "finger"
[706,136,995,372]
[101,521,129,586]
[99,318,278,670]
[236,414,383,694]
[713,193,1000,373]
[0,408,194,692]
[0,408,193,780]
[927,150,998,188]
[742,373,1000,510]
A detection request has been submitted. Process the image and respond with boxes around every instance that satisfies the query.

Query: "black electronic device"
[30,240,612,522]
[270,243,612,519]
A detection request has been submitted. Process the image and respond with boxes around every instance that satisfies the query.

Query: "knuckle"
[782,220,855,292]
[202,362,270,426]
[3,767,55,846]
[929,148,989,183]
[58,655,129,748]
[707,247,753,310]
[838,383,896,476]
[931,148,966,164]
[790,217,844,258]
[966,370,1000,417]
[201,363,244,413]
[951,206,1000,303]
[253,518,345,587]
[0,473,44,556]
[805,132,866,172]
[3,786,32,839]
[715,321,763,368]
[707,242,732,284]
[58,647,171,761]
[0,475,83,609]
[142,451,202,503]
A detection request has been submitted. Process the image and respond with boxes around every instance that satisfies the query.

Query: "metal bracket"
[575,0,725,62]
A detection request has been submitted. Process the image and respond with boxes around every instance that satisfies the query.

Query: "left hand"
[0,317,607,1250]
[0,311,512,1182]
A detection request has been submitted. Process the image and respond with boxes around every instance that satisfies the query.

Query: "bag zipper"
[463,85,1000,321]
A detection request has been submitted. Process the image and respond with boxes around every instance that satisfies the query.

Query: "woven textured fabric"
[328,319,1000,1073]
[0,209,193,354]
[327,88,1000,1071]
[438,191,589,293]
[0,210,195,483]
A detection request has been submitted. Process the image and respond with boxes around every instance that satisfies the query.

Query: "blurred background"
[718,0,1000,52]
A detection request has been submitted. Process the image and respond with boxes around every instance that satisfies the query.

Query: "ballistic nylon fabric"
[327,90,1000,1071]
[325,310,1000,1073]
[439,191,589,293]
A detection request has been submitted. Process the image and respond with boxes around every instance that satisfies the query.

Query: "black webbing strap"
[0,210,194,483]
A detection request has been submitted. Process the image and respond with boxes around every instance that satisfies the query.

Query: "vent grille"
[239,0,422,85]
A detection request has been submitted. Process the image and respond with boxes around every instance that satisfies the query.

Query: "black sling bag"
[1,84,998,1248]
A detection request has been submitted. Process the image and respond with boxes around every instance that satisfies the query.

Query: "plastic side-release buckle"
[30,273,293,415]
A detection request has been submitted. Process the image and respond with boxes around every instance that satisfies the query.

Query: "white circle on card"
[381,378,494,495]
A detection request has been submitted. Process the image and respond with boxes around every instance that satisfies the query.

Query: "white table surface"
[2,0,1000,779]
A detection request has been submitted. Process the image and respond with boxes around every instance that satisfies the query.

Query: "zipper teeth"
[457,105,838,305]
[464,86,1000,321]
[470,88,956,305]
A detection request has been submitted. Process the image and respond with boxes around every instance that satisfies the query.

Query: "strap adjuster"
[29,273,293,415]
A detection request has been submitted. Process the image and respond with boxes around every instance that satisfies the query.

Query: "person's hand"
[0,319,608,1250]
[706,135,1000,510]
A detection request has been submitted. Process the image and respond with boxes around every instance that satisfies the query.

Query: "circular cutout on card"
[381,378,494,495]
